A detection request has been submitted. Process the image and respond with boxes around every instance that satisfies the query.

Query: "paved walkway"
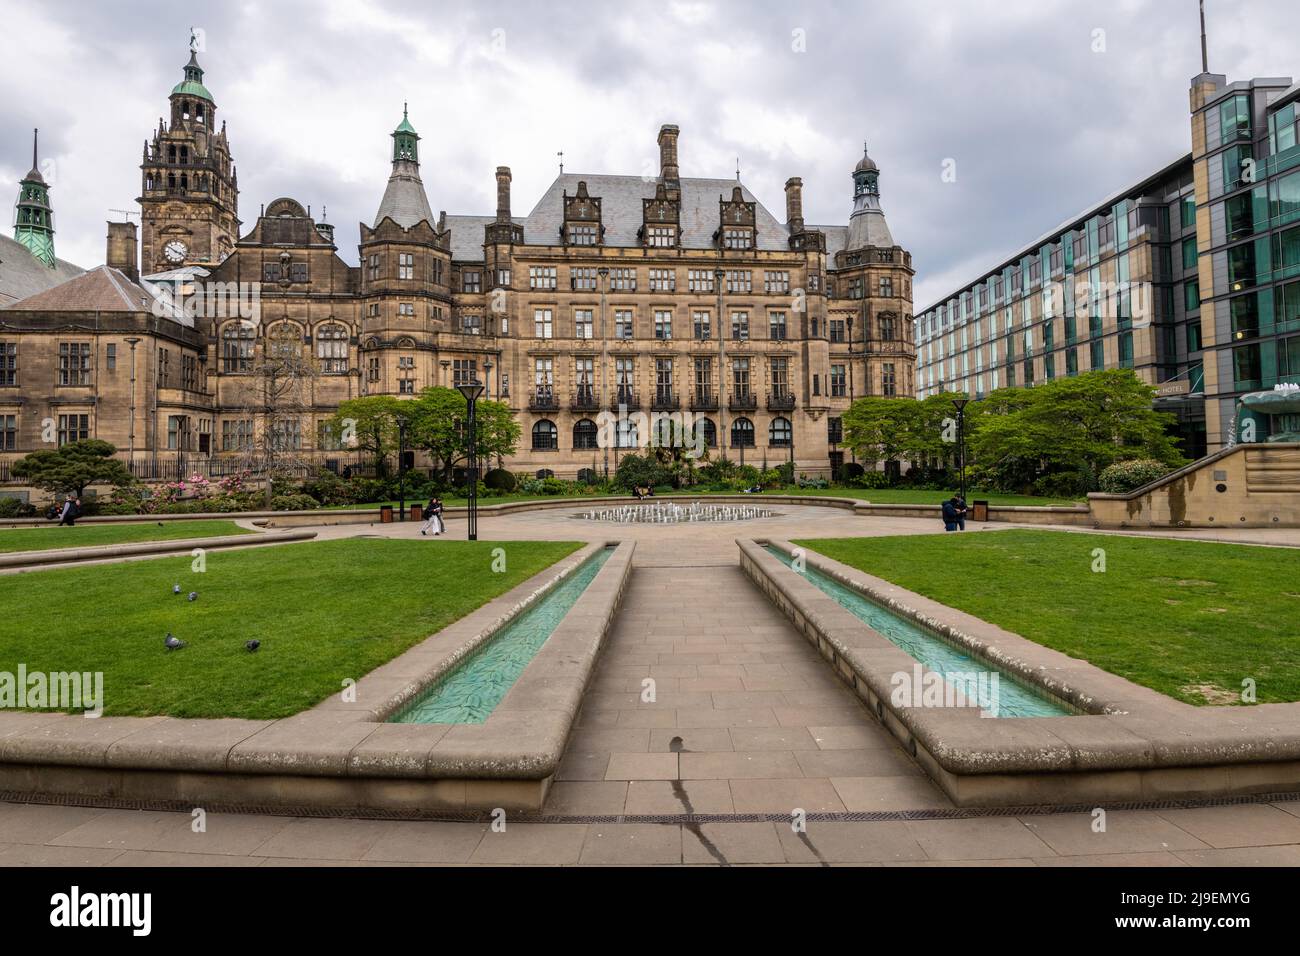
[4,504,1300,865]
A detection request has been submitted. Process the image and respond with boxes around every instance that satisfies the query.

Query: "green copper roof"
[394,105,416,135]
[172,51,213,101]
[171,78,213,101]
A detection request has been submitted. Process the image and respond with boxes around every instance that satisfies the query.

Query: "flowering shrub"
[1097,459,1172,494]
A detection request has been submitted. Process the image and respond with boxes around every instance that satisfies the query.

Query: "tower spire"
[14,128,56,266]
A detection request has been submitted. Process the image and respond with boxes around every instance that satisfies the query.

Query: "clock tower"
[138,38,239,275]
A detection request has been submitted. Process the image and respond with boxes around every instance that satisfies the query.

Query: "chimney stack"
[495,166,512,223]
[106,221,139,283]
[658,124,680,197]
[784,177,804,232]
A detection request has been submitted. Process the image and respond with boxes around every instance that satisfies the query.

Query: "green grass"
[0,519,254,554]
[793,530,1300,705]
[781,487,1081,506]
[0,538,583,718]
[324,487,1078,509]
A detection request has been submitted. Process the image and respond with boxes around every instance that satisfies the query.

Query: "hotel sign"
[1155,380,1190,398]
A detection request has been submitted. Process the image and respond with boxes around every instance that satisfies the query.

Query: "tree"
[407,387,520,483]
[230,322,319,507]
[841,397,915,466]
[969,369,1185,494]
[329,395,404,477]
[11,440,134,497]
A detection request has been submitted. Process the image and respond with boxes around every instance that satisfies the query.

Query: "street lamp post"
[715,267,727,462]
[598,267,610,481]
[457,380,485,540]
[125,337,141,466]
[952,397,969,502]
[396,414,408,521]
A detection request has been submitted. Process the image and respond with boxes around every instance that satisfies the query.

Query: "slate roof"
[0,234,84,308]
[373,159,436,230]
[847,206,895,250]
[3,264,154,312]
[443,174,797,261]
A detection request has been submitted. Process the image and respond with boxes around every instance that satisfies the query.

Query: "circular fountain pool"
[574,502,777,523]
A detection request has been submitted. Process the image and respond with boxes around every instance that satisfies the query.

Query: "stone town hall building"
[1,47,915,483]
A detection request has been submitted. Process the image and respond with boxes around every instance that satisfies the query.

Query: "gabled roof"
[3,264,153,312]
[0,234,83,307]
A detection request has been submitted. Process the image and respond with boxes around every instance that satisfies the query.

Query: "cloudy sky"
[2,0,1294,307]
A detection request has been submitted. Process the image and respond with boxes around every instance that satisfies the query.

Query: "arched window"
[731,417,755,448]
[616,418,639,449]
[650,414,676,448]
[221,322,255,373]
[532,419,558,451]
[536,469,555,479]
[316,324,348,374]
[573,419,598,450]
[577,468,598,484]
[267,322,301,360]
[769,417,792,447]
[698,417,717,448]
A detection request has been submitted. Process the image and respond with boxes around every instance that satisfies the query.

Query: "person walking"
[420,496,444,536]
[57,496,80,527]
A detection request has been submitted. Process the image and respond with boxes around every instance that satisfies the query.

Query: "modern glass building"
[1190,73,1300,448]
[916,68,1298,459]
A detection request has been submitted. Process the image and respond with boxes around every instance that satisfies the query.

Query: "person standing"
[421,496,445,536]
[941,495,967,532]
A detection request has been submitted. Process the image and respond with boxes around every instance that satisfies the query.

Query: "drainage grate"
[2,788,1297,825]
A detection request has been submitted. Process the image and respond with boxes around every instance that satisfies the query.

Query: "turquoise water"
[765,546,1072,718]
[392,548,613,724]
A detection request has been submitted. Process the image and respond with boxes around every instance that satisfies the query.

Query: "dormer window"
[723,228,753,250]
[563,180,602,247]
[718,186,757,251]
[647,225,676,247]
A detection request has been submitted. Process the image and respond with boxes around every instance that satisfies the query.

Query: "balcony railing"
[652,390,680,411]
[612,389,641,411]
[690,390,718,411]
[528,389,560,411]
[569,388,599,412]
[728,390,758,411]
[767,391,796,411]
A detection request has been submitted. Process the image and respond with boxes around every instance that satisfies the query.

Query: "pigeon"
[245,640,260,653]
[164,633,186,651]
[173,584,181,594]
[157,522,164,527]
[187,591,198,602]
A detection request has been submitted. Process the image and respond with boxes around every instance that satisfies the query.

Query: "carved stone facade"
[1,46,915,482]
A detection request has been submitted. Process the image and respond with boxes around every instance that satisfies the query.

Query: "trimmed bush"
[850,470,891,489]
[271,493,320,511]
[1098,459,1172,494]
[484,468,516,492]
[0,497,37,518]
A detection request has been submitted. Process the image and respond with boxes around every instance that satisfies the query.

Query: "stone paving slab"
[3,503,1299,865]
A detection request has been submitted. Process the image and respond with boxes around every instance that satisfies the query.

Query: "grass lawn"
[0,538,582,718]
[0,519,255,554]
[785,487,1081,507]
[324,487,1078,510]
[793,530,1300,705]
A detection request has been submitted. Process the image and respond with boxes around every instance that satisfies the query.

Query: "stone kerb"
[739,538,1300,806]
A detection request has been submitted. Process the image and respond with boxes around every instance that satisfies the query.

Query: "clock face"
[163,240,188,264]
